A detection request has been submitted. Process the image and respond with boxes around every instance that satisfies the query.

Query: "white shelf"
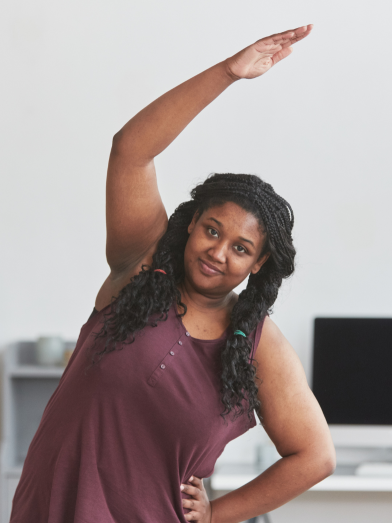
[1,340,75,523]
[9,365,66,378]
[4,465,23,477]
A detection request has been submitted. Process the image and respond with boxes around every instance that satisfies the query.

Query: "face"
[184,201,270,297]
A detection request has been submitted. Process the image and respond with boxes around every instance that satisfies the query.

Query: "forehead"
[200,201,265,238]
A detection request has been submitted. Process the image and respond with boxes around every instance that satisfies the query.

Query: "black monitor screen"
[312,318,392,425]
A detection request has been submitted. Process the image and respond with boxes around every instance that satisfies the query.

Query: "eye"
[234,245,247,254]
[208,227,219,237]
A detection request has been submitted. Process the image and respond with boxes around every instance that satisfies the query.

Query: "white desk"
[210,464,392,523]
[211,464,392,492]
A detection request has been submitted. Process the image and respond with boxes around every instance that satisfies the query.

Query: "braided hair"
[87,173,296,426]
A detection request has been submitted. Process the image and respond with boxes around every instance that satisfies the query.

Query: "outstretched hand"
[225,24,313,80]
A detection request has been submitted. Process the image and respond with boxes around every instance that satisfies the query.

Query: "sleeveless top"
[10,299,266,523]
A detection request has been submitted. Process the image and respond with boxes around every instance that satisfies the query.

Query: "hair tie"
[234,330,246,338]
[154,269,167,275]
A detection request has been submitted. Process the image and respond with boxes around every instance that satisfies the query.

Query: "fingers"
[182,497,203,521]
[184,510,201,521]
[253,41,283,56]
[281,24,313,47]
[189,476,204,489]
[181,478,201,521]
[180,478,201,498]
[182,497,200,510]
[272,46,293,66]
[273,24,313,41]
[261,24,313,47]
[181,476,209,521]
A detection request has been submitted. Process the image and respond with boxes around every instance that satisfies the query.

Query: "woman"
[10,24,335,523]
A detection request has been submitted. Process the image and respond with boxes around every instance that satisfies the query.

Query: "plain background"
[1,1,392,411]
[1,1,392,521]
[2,0,391,377]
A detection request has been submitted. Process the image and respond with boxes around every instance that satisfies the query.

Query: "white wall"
[1,1,392,375]
[1,1,392,520]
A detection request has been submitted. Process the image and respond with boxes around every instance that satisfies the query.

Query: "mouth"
[198,259,223,276]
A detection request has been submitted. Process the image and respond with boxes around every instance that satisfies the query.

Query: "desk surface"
[211,464,392,492]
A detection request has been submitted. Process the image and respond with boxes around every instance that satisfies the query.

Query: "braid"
[88,173,296,426]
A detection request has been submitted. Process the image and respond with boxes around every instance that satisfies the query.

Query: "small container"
[36,336,65,366]
[63,347,74,367]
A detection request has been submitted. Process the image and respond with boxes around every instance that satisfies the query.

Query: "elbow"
[112,129,125,151]
[321,451,337,478]
[110,129,135,158]
[111,129,148,163]
[313,448,337,482]
[295,446,336,486]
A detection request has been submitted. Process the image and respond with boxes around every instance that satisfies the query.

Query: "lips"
[198,259,223,276]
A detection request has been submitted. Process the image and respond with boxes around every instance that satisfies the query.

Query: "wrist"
[221,58,242,83]
[209,498,222,523]
[209,499,215,523]
[217,59,241,83]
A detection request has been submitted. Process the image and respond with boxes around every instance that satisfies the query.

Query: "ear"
[250,252,270,275]
[187,210,201,235]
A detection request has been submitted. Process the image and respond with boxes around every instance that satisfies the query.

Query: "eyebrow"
[207,217,255,248]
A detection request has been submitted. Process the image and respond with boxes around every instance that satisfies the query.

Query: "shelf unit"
[0,340,75,523]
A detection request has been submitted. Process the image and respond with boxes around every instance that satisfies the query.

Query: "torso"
[11,296,263,523]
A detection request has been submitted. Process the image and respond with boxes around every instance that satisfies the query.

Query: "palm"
[226,25,313,80]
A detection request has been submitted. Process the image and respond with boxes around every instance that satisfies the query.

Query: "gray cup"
[36,336,65,366]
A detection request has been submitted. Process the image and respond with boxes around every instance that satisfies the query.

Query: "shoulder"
[253,316,306,385]
[256,316,286,351]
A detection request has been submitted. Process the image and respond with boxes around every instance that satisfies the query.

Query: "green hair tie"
[234,330,246,338]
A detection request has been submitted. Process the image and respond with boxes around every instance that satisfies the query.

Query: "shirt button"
[160,364,166,369]
[170,351,175,356]
[185,332,190,337]
[178,340,183,345]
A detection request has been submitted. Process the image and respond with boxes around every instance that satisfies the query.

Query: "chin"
[185,262,215,284]
[186,264,234,296]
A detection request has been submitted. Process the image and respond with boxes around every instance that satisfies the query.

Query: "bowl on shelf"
[36,336,65,366]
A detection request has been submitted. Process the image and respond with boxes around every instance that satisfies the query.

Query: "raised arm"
[106,63,235,273]
[97,25,313,308]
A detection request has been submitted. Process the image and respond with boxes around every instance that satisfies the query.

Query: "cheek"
[185,230,208,257]
[183,242,191,268]
[183,235,199,268]
[228,257,254,277]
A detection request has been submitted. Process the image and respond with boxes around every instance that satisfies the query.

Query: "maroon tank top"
[10,299,266,523]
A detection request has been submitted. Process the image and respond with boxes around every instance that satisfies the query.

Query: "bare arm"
[105,25,313,275]
[105,62,236,274]
[96,25,312,309]
[208,316,335,523]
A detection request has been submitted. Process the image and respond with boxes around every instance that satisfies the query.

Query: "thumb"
[272,46,293,65]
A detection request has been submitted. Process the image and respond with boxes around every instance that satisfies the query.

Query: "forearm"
[113,61,237,161]
[210,452,335,523]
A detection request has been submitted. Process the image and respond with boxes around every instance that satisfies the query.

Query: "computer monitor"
[311,318,392,447]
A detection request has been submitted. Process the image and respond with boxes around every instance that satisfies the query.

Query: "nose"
[207,241,227,264]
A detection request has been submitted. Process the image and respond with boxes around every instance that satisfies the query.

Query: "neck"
[177,279,237,315]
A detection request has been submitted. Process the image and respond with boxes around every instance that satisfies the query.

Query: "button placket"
[147,336,186,387]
